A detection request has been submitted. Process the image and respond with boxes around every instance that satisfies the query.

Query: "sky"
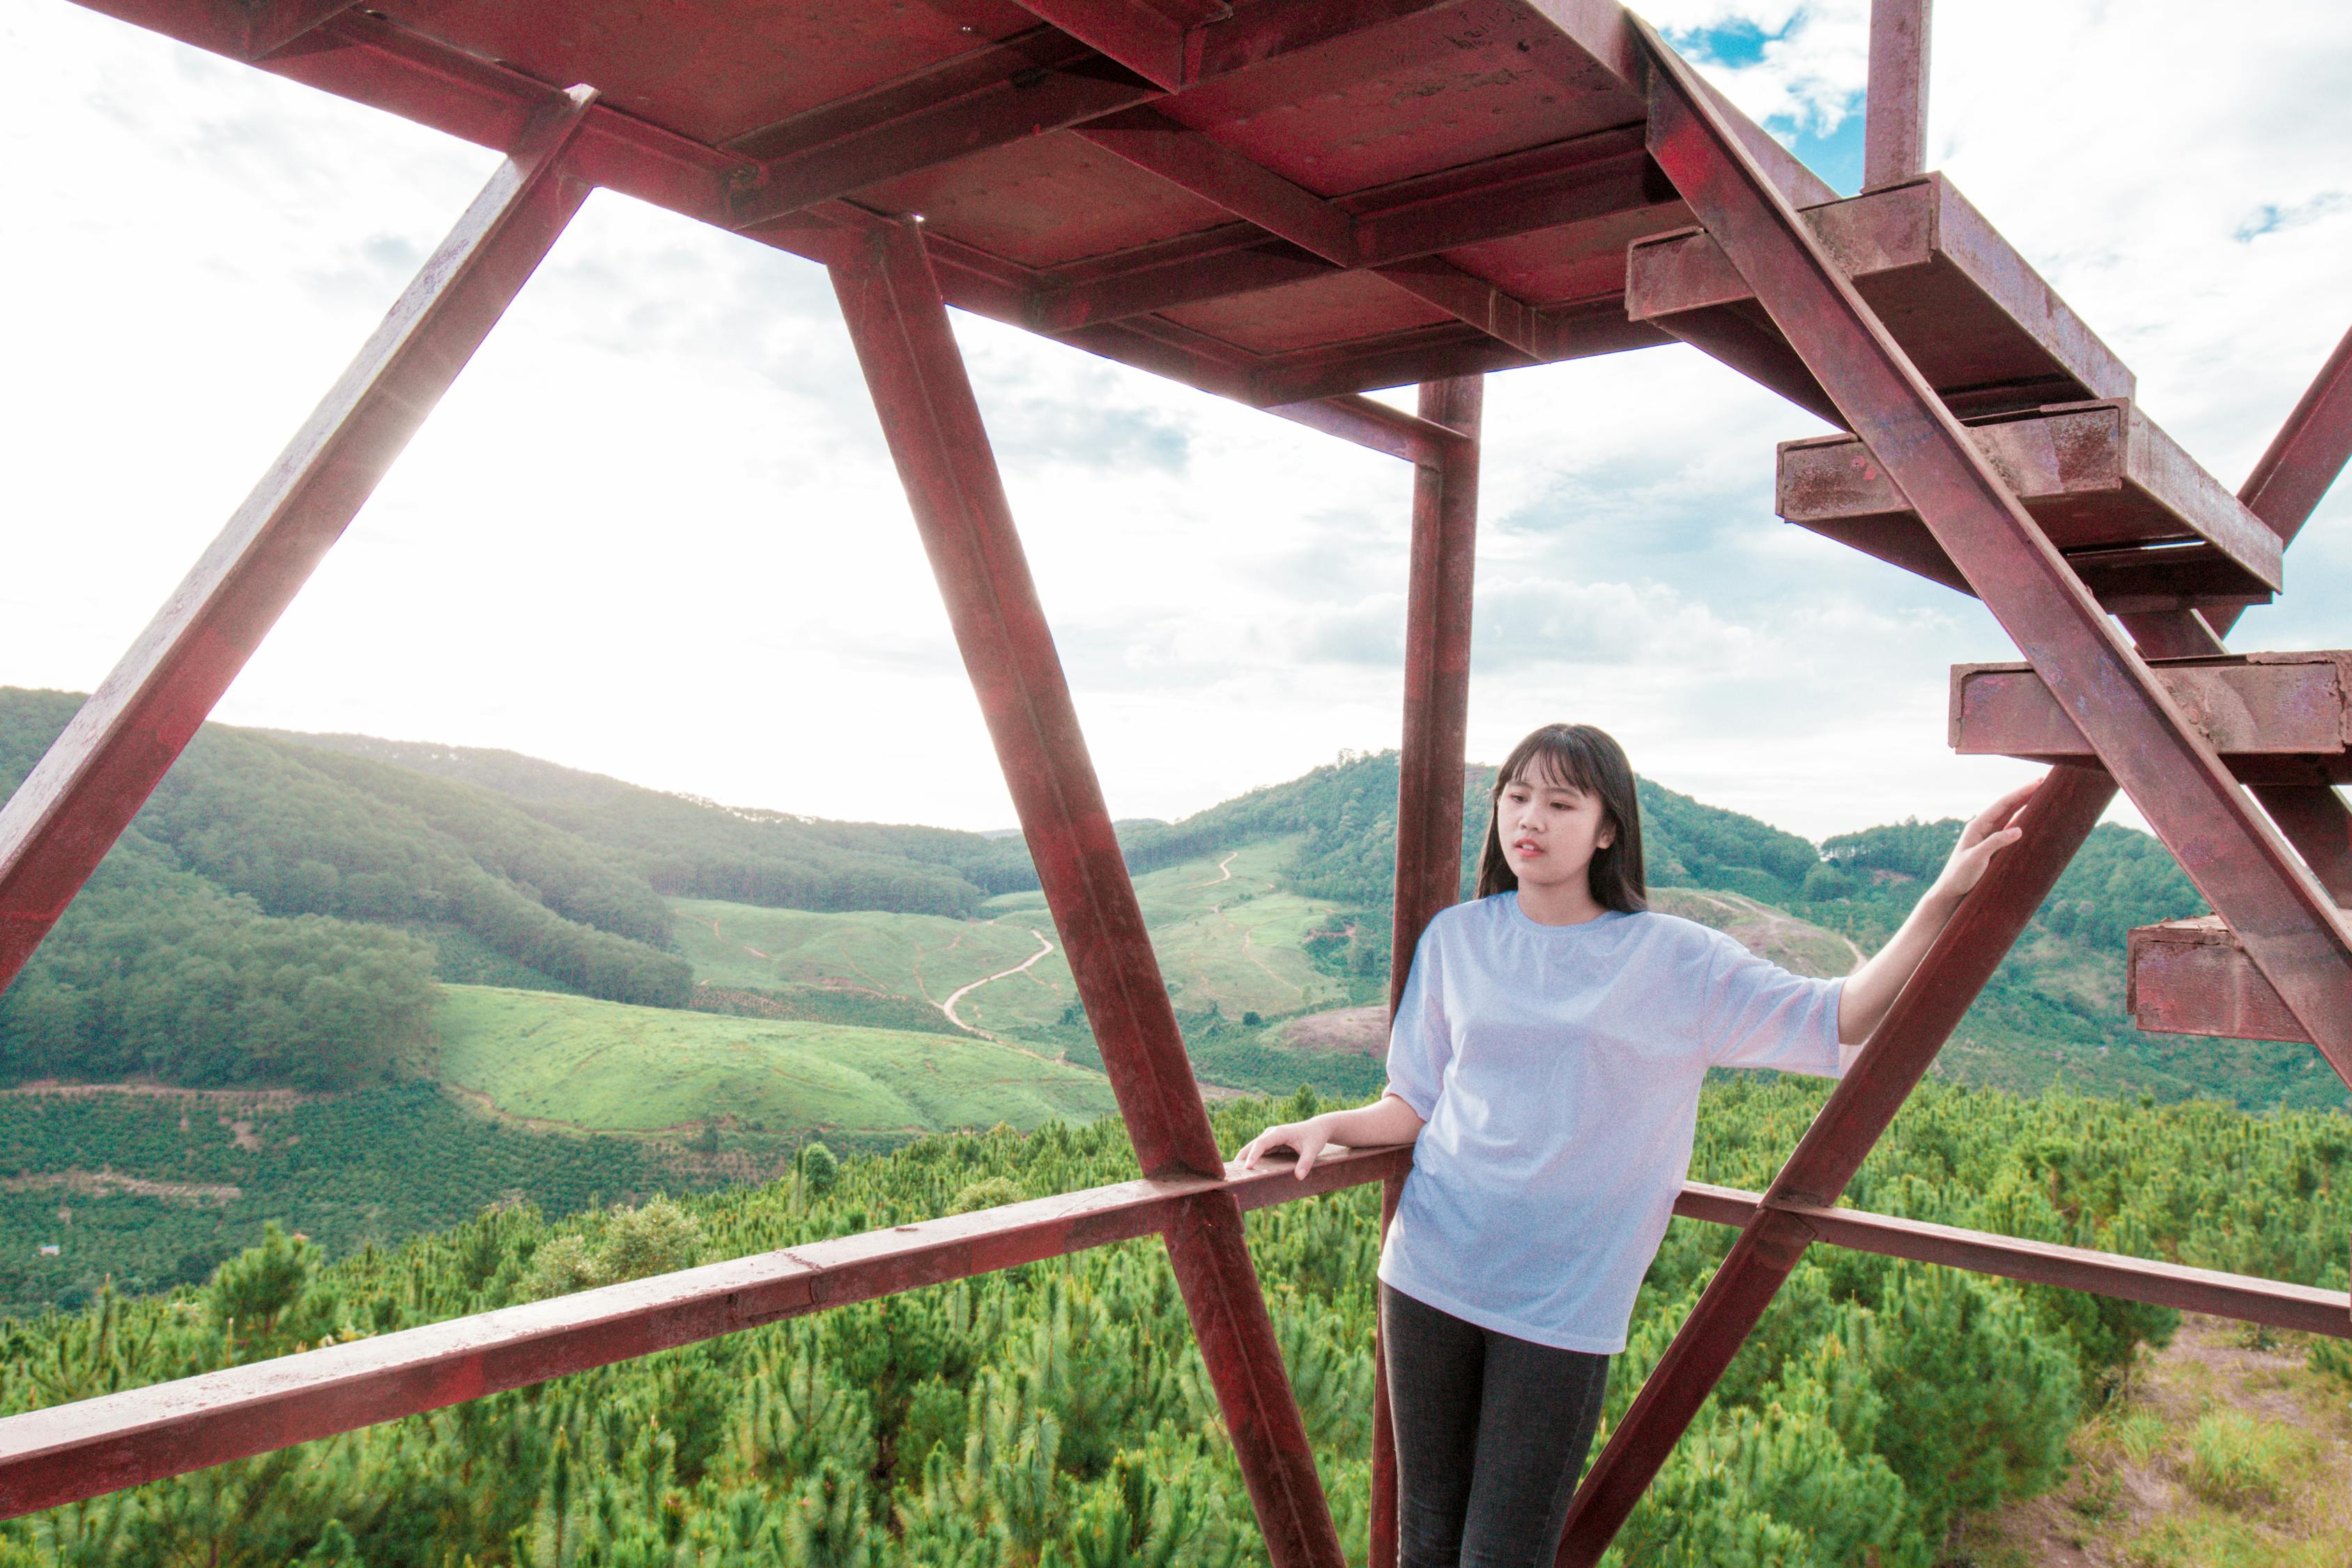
[3,1,2350,843]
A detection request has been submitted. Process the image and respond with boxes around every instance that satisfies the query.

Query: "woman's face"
[1496,761,1616,893]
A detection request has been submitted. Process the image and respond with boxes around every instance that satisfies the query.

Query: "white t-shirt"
[1376,893,1850,1353]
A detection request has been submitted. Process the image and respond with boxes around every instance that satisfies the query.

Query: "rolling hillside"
[435,985,1121,1142]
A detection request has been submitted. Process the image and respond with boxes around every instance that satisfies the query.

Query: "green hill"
[434,985,1119,1142]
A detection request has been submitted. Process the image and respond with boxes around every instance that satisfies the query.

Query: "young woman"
[1233,723,2034,1568]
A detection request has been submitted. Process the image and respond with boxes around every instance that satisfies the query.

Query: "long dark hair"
[1475,723,1647,911]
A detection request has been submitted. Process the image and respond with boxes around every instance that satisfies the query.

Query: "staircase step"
[1950,652,2352,783]
[2129,916,2309,1043]
[1781,399,2282,611]
[1627,174,2133,420]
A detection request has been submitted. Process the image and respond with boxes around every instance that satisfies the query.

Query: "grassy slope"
[1953,1314,2352,1567]
[434,985,1119,1137]
[673,838,1352,1040]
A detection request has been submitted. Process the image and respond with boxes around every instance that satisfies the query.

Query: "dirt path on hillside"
[0,1081,328,1108]
[4,1169,243,1206]
[939,927,1056,1044]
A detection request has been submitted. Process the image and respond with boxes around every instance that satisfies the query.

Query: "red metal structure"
[1,0,2347,1560]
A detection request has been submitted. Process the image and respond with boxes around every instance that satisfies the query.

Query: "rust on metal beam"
[2127,916,2314,1044]
[1862,0,1931,188]
[830,221,1344,1568]
[0,84,597,1000]
[1951,654,2352,785]
[1780,400,2282,609]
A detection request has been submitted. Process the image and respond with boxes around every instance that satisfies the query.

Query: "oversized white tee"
[1376,893,1851,1353]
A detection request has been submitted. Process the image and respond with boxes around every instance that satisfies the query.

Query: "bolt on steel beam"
[828,220,1345,1568]
[0,84,598,1001]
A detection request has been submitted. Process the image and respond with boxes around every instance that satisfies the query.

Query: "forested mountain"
[279,730,1039,913]
[4,690,2328,1109]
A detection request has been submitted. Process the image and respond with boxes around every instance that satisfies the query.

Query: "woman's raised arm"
[1836,780,2040,1047]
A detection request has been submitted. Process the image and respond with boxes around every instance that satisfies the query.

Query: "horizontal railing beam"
[5,1146,2340,1523]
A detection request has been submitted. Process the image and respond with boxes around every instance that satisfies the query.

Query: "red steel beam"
[1368,374,1483,1568]
[1005,0,1192,90]
[1673,1182,2352,1338]
[1388,375,1484,995]
[0,1146,1411,1521]
[1637,20,2352,1084]
[1556,764,2116,1565]
[0,86,597,999]
[728,0,1470,228]
[1066,109,1555,360]
[13,1120,2335,1526]
[1863,0,1931,189]
[829,220,1344,1568]
[1263,394,1473,467]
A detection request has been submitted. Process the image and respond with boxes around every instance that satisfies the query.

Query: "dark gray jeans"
[1381,1282,1611,1568]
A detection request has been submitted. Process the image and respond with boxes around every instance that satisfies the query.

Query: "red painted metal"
[2236,321,2352,554]
[0,85,596,1000]
[1555,764,2116,1565]
[1389,376,1484,997]
[829,220,1344,1568]
[2128,917,2309,1044]
[0,1146,1409,1522]
[13,1120,2331,1526]
[1369,1169,1406,1568]
[1369,372,1483,1566]
[1863,0,1931,189]
[1637,20,2352,1087]
[1950,654,2352,784]
[1004,0,1192,91]
[1674,1183,2352,1338]
[1264,394,1473,467]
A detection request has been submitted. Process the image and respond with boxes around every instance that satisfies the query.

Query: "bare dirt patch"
[4,1169,240,1206]
[1279,1005,1388,1056]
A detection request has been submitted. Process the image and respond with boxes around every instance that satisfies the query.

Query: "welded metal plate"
[1628,174,2135,418]
[1782,400,2282,608]
[1951,653,2352,783]
[2128,916,2312,1043]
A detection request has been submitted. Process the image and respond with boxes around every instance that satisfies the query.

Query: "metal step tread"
[1951,651,2352,783]
[1781,399,2281,611]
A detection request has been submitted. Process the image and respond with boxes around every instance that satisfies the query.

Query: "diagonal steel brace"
[827,220,1344,1568]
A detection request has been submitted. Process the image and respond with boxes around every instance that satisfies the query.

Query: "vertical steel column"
[0,86,597,998]
[828,221,1344,1568]
[1371,373,1482,1568]
[1556,766,2114,1564]
[1863,0,1931,188]
[1388,376,1484,1001]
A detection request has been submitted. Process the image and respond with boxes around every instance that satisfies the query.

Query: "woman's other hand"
[1234,1116,1337,1179]
[1930,779,2040,904]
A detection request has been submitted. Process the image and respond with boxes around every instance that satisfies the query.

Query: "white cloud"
[1,1,2345,847]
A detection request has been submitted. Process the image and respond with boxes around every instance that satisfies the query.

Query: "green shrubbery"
[1,1079,2344,1567]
